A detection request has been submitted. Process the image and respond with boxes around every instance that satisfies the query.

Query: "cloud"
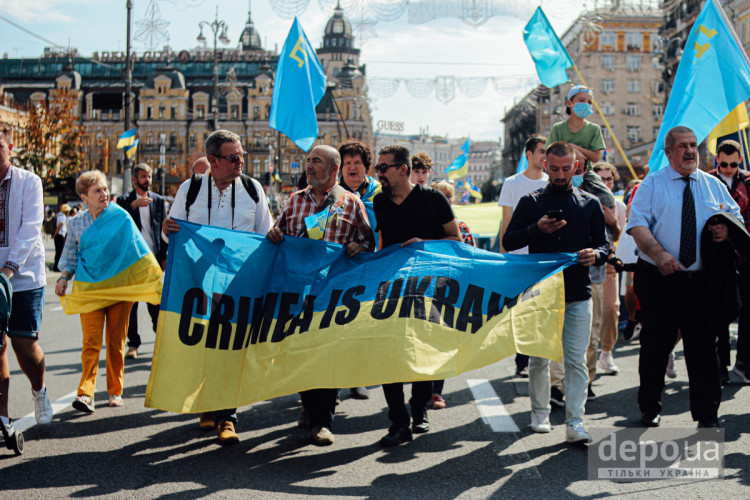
[0,0,83,22]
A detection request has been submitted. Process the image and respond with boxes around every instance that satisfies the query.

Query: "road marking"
[49,305,63,312]
[15,390,77,432]
[467,378,520,432]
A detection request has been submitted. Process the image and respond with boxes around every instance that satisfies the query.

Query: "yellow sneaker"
[216,419,239,445]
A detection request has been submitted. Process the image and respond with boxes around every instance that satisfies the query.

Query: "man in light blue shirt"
[627,126,741,429]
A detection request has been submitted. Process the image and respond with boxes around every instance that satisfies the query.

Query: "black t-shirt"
[373,184,455,247]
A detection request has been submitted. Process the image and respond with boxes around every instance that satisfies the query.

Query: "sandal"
[108,395,124,407]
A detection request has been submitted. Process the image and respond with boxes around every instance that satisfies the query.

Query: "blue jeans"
[529,299,592,425]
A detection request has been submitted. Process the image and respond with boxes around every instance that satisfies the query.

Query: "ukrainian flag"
[273,170,282,184]
[124,138,139,159]
[445,139,471,180]
[116,129,137,149]
[466,177,483,200]
[60,203,162,315]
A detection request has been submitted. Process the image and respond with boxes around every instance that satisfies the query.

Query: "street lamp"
[197,7,230,129]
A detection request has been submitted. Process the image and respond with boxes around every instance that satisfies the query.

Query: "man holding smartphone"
[503,141,608,444]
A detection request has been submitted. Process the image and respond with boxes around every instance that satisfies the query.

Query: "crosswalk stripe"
[467,378,520,433]
[15,390,77,432]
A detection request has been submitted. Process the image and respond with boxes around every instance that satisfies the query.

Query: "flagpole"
[571,65,638,180]
[741,126,750,171]
[329,89,352,140]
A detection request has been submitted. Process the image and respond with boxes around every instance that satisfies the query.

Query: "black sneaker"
[380,425,413,447]
[587,384,596,401]
[550,386,565,407]
[622,320,637,341]
[515,366,529,378]
[412,407,430,434]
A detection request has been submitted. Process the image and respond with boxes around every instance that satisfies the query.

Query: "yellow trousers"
[78,301,133,398]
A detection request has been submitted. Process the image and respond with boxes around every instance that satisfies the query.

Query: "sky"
[0,0,584,141]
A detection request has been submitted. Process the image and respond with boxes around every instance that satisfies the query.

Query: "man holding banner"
[372,144,461,447]
[267,144,374,446]
[162,130,273,445]
[503,141,608,444]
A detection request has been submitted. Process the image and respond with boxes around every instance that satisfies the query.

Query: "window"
[146,133,154,146]
[602,103,615,116]
[601,31,616,47]
[627,80,641,92]
[253,106,260,120]
[159,106,165,119]
[627,55,641,71]
[626,103,640,116]
[170,134,177,147]
[189,134,196,149]
[653,105,664,117]
[196,105,205,119]
[653,126,661,139]
[625,32,643,50]
[602,79,615,93]
[652,81,664,94]
[171,106,177,119]
[230,105,240,119]
[602,125,614,139]
[627,126,641,142]
[602,55,616,71]
[741,21,747,44]
[146,106,152,119]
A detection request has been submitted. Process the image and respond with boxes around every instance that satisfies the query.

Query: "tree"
[16,90,85,189]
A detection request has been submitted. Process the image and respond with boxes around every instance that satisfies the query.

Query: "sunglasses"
[212,152,247,164]
[719,161,740,168]
[374,163,401,173]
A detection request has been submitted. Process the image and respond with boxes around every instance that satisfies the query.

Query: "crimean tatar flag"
[445,139,471,180]
[649,0,750,172]
[60,203,162,315]
[116,128,136,149]
[269,18,327,152]
[523,7,574,88]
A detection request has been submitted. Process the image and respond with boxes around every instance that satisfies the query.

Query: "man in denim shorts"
[0,124,52,431]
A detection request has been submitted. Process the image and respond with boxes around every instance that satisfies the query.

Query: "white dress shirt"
[137,193,156,252]
[166,174,274,235]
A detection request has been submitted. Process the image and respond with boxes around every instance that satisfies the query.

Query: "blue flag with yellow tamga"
[649,0,750,172]
[523,7,573,88]
[60,203,162,315]
[445,139,471,179]
[270,18,327,152]
[145,220,575,413]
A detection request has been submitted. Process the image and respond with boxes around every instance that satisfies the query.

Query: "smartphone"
[546,210,563,221]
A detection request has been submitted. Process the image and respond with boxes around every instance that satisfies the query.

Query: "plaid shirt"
[276,185,375,250]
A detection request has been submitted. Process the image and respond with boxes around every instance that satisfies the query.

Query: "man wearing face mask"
[503,141,608,444]
[546,85,618,402]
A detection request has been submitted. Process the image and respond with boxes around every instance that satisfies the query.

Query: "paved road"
[1,241,749,498]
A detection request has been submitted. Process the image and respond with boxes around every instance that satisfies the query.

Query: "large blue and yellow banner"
[60,203,162,315]
[145,221,575,413]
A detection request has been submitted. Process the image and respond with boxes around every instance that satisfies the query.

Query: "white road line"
[467,378,520,433]
[15,390,77,432]
[49,305,63,312]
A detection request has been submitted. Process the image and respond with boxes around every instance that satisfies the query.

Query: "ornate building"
[0,5,373,195]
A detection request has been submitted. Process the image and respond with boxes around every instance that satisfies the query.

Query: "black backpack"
[184,173,259,213]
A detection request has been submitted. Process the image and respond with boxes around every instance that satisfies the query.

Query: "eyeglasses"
[719,161,740,168]
[212,152,246,164]
[599,176,614,182]
[374,163,401,173]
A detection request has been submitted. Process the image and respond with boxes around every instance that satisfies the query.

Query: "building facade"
[0,5,373,196]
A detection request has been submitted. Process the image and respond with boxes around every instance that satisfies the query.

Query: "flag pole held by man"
[649,0,750,172]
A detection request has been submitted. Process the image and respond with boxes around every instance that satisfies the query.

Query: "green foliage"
[16,90,85,189]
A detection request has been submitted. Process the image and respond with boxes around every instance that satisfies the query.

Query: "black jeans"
[53,234,66,271]
[634,260,720,422]
[300,389,337,429]
[127,302,160,349]
[382,381,432,428]
[736,262,750,367]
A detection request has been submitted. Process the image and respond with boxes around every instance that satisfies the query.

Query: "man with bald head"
[192,157,210,175]
[268,144,375,446]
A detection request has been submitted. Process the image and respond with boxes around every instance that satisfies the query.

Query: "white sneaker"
[666,352,677,379]
[597,351,620,375]
[565,422,592,444]
[530,410,551,433]
[33,387,53,425]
